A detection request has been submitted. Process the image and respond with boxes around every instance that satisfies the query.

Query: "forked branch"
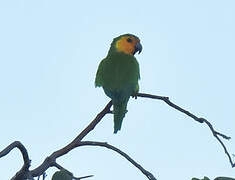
[0,92,234,180]
[136,92,234,167]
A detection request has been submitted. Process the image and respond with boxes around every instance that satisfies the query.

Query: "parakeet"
[95,34,142,133]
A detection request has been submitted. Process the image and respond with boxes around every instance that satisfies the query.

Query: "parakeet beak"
[133,42,142,55]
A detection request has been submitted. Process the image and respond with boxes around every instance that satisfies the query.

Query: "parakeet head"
[109,34,142,56]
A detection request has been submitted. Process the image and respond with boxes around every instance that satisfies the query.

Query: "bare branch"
[136,92,235,167]
[0,141,33,180]
[0,141,30,164]
[77,141,157,180]
[30,100,113,177]
[28,98,156,179]
[2,92,234,179]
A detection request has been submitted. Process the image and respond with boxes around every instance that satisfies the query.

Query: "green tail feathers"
[113,99,129,133]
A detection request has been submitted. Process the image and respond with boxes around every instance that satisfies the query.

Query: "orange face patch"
[115,36,139,55]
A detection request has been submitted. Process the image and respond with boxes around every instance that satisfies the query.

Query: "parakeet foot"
[131,93,138,99]
[108,110,113,114]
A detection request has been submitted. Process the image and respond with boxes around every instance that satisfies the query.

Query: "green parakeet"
[95,34,142,133]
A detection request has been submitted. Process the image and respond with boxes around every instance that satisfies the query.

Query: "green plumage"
[95,34,141,133]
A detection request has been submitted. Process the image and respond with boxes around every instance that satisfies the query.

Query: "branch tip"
[136,92,234,168]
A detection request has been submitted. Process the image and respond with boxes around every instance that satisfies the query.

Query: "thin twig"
[51,162,94,180]
[202,118,234,167]
[77,141,157,180]
[74,175,94,180]
[136,92,234,167]
[42,172,47,180]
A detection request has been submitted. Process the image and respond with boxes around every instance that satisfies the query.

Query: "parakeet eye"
[127,38,132,43]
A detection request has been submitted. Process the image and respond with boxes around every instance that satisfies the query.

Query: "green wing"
[95,58,106,87]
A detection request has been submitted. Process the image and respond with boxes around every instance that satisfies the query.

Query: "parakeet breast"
[101,52,139,99]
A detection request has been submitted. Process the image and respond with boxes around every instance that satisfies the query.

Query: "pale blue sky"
[0,0,235,179]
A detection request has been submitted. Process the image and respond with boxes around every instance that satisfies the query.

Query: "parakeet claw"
[108,110,114,114]
[131,93,138,99]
